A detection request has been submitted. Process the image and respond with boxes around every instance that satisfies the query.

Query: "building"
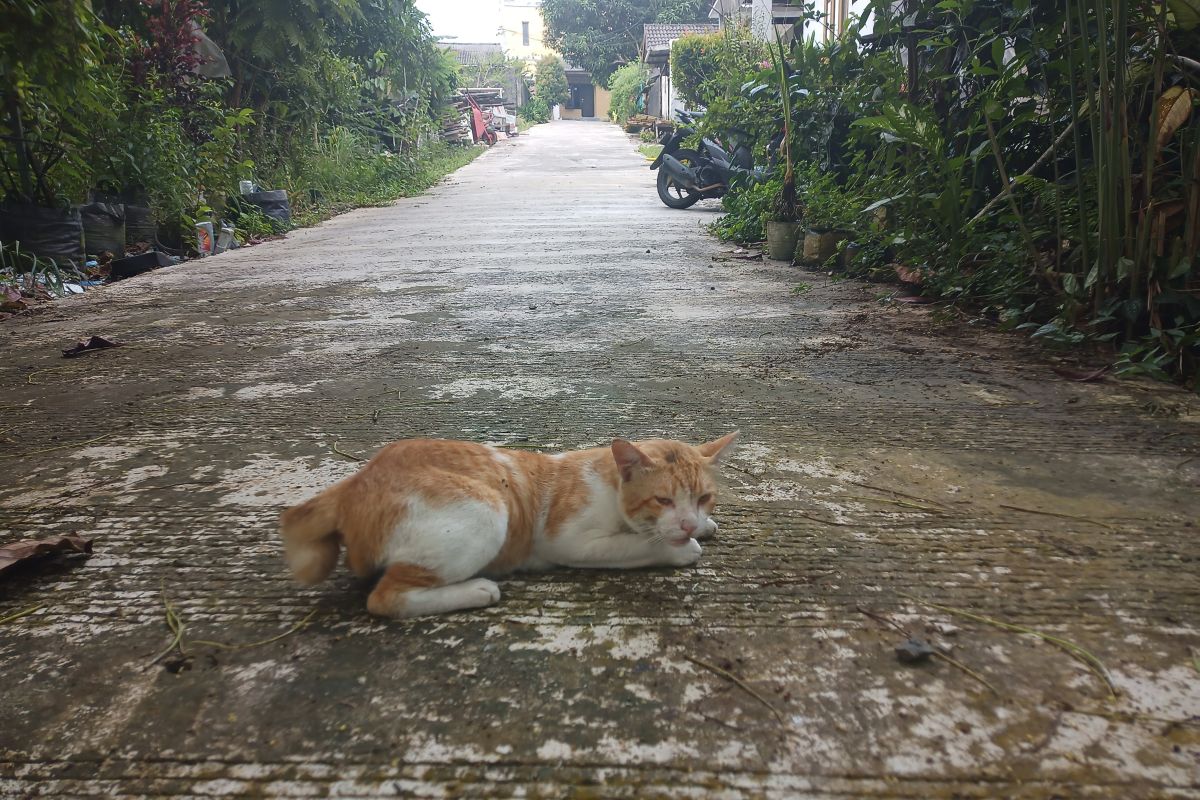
[498,0,611,120]
[642,23,719,119]
[561,64,612,120]
[707,0,870,42]
[498,0,555,70]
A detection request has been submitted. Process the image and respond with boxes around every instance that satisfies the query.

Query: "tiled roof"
[445,42,503,65]
[643,23,719,51]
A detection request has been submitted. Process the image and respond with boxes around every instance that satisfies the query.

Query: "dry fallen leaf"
[0,534,93,576]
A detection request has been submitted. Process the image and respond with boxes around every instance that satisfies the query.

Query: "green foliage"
[709,178,781,244]
[607,62,648,124]
[0,0,470,249]
[638,143,663,160]
[457,51,526,92]
[678,0,1200,385]
[534,56,570,108]
[280,133,482,228]
[518,98,551,125]
[0,0,107,205]
[540,0,709,84]
[670,26,765,111]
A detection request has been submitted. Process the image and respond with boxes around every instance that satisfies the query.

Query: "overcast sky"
[416,0,502,43]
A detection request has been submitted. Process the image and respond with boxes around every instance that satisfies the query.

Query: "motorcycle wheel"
[656,148,703,209]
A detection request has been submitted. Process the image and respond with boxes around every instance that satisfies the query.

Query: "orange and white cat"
[280,433,738,618]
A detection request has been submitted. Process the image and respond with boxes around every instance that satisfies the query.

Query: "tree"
[607,62,648,123]
[0,0,106,204]
[540,0,709,84]
[534,56,569,108]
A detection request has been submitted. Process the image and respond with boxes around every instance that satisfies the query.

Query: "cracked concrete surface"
[2,120,1199,798]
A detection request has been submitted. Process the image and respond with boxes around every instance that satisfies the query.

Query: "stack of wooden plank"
[440,88,510,143]
[459,87,505,106]
[624,114,675,134]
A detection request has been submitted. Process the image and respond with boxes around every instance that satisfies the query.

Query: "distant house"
[496,0,610,120]
[707,0,869,42]
[498,0,556,71]
[561,64,612,120]
[642,22,719,119]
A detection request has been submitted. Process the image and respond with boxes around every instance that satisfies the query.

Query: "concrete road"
[1,120,1198,798]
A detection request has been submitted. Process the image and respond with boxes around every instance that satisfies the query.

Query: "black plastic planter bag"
[78,202,125,257]
[0,203,85,267]
[124,205,156,246]
[244,189,291,226]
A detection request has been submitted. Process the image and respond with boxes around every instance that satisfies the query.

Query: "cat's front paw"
[666,537,702,567]
[696,517,718,541]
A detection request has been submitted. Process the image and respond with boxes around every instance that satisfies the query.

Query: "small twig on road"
[152,591,318,664]
[1,432,115,460]
[898,592,1118,698]
[856,606,1000,696]
[856,605,911,637]
[685,654,787,727]
[26,366,71,385]
[191,609,318,651]
[1067,706,1200,729]
[848,481,952,509]
[150,590,187,665]
[842,494,944,513]
[796,511,855,527]
[998,504,1114,530]
[0,604,46,625]
[932,651,1000,696]
[697,711,743,732]
[331,441,368,462]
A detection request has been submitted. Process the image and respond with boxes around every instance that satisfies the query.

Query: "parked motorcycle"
[649,110,765,209]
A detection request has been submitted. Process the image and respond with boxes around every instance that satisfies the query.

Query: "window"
[522,21,530,46]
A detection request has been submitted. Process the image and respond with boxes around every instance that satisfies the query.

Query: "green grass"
[638,143,663,161]
[288,143,483,228]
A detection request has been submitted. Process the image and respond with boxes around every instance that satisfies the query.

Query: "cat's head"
[611,432,739,546]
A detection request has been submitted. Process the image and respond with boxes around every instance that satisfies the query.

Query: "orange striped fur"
[280,433,738,618]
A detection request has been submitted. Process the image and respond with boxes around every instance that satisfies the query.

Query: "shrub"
[671,25,765,111]
[607,62,648,123]
[709,177,781,244]
[534,56,569,108]
[518,97,551,125]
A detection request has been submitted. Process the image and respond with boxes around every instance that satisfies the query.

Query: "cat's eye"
[655,497,674,506]
[698,493,713,505]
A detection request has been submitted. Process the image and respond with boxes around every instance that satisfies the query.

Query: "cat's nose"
[680,519,697,534]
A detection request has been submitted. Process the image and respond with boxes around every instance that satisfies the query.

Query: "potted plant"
[762,33,803,261]
[0,2,105,268]
[797,171,857,266]
[765,192,803,260]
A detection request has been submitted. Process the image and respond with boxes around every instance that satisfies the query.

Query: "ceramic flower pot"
[765,220,802,261]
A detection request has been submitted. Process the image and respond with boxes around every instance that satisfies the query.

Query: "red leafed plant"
[128,0,209,101]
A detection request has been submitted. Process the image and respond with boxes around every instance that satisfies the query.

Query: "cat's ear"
[612,439,654,481]
[697,431,740,464]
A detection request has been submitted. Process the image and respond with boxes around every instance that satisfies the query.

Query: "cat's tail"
[280,490,341,586]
